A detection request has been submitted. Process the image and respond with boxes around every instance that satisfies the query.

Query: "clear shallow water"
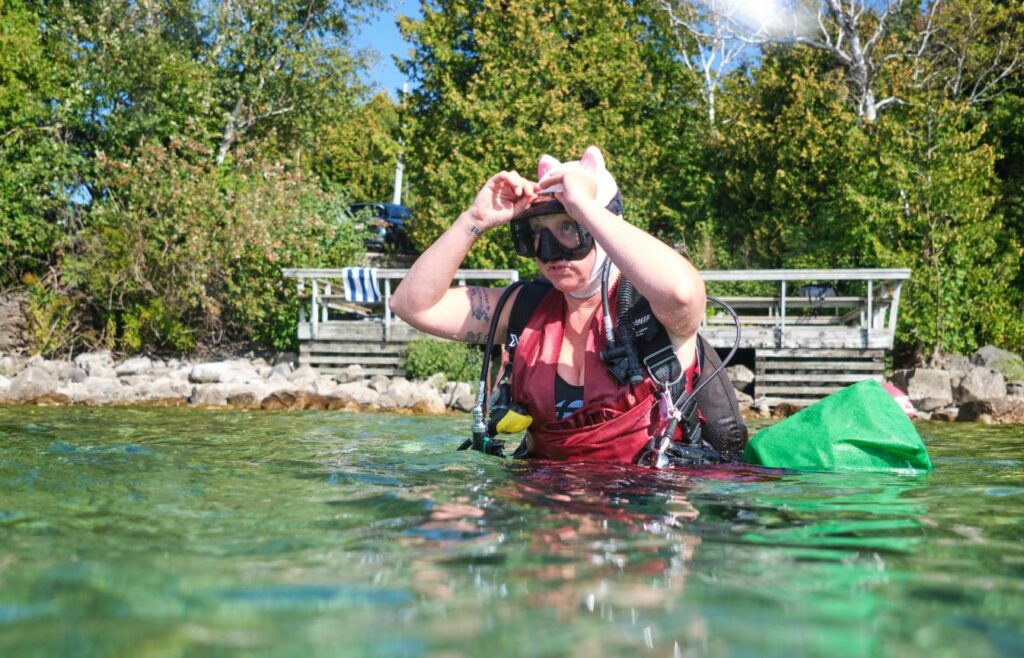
[0,407,1022,658]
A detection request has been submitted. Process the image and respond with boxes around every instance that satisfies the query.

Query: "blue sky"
[352,0,422,99]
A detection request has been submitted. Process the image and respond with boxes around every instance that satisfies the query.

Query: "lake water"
[0,406,1022,657]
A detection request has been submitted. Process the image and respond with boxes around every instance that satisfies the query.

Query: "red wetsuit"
[510,287,698,463]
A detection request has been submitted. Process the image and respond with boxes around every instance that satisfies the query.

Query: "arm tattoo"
[463,331,485,344]
[469,287,491,323]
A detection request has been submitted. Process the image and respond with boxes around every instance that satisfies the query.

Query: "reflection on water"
[0,407,1022,657]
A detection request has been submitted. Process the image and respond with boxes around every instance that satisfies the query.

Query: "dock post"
[311,279,319,340]
[384,279,392,342]
[867,279,873,336]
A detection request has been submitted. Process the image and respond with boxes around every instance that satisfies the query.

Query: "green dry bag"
[743,379,933,473]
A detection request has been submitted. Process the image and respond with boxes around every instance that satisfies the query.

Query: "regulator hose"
[460,280,527,454]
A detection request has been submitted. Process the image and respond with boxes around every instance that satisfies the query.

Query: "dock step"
[755,349,885,406]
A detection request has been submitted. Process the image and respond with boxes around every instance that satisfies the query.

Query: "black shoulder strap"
[625,294,688,398]
[505,278,553,361]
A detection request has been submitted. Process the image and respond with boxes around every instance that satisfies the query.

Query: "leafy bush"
[62,140,366,353]
[403,339,483,383]
[23,271,84,357]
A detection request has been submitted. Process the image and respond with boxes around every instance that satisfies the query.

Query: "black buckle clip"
[643,344,684,389]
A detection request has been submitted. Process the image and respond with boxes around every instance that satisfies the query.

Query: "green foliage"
[403,339,483,382]
[23,272,82,358]
[2,0,1023,361]
[714,48,876,269]
[311,92,402,201]
[866,99,1021,357]
[1,0,394,354]
[709,44,1024,357]
[398,0,702,269]
[0,0,79,282]
[63,141,366,353]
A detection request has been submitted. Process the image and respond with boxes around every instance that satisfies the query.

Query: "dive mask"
[509,191,623,263]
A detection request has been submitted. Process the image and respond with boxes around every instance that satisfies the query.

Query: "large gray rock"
[287,365,319,390]
[57,377,125,405]
[410,387,447,414]
[381,378,417,408]
[74,351,116,377]
[141,377,193,401]
[930,352,973,389]
[6,365,59,401]
[24,356,59,377]
[0,355,24,377]
[268,362,292,379]
[333,364,365,384]
[972,345,1024,382]
[189,384,228,406]
[423,372,448,392]
[892,368,953,411]
[312,376,342,396]
[957,366,1006,404]
[115,356,155,377]
[189,361,259,384]
[444,381,475,412]
[0,375,10,394]
[57,364,88,383]
[288,364,318,381]
[368,375,391,393]
[957,399,1015,422]
[336,381,380,406]
[726,365,755,393]
[273,352,298,367]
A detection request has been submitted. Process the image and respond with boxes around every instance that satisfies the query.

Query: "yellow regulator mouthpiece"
[494,408,533,434]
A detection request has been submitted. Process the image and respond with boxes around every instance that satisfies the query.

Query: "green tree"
[0,0,79,282]
[39,0,385,166]
[713,48,876,269]
[398,0,703,270]
[866,98,1022,357]
[310,91,402,201]
[63,140,365,353]
[2,1,397,353]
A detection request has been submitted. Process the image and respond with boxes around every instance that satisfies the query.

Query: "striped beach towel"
[341,267,381,303]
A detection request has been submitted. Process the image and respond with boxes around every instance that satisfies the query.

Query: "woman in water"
[390,147,745,463]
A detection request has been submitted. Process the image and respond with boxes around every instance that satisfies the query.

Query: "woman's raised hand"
[538,169,597,221]
[465,171,539,233]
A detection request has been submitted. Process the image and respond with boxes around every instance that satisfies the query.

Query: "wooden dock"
[282,268,519,376]
[283,267,910,405]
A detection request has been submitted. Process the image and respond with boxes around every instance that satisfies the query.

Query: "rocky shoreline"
[1,345,1023,423]
[0,351,475,414]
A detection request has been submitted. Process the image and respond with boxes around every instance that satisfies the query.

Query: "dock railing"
[281,267,910,394]
[282,268,519,341]
[700,268,911,351]
[281,268,520,375]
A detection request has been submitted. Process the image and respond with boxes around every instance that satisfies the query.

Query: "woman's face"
[532,216,596,294]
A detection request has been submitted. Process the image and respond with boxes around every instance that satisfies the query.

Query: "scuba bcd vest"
[479,277,748,464]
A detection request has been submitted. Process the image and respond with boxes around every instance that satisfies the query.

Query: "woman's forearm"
[389,212,480,319]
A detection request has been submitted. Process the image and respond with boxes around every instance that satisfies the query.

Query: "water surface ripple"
[0,407,1021,657]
